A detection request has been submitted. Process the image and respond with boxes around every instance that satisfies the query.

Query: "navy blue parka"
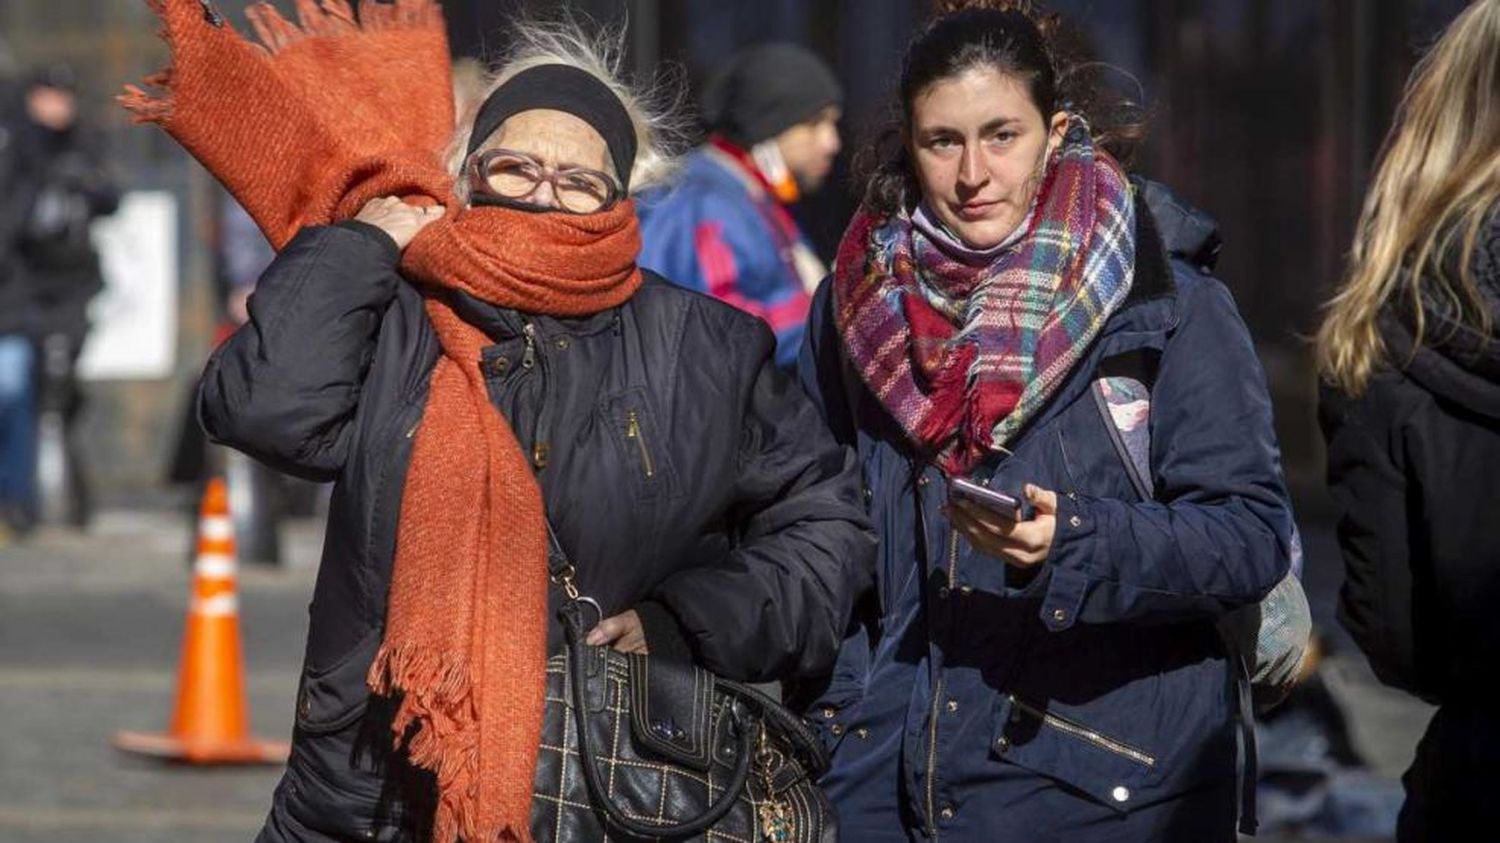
[793,185,1294,842]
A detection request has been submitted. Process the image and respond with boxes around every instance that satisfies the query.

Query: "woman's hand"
[353,196,444,251]
[947,484,1058,568]
[586,609,649,654]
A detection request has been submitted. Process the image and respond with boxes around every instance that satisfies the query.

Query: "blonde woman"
[1316,2,1500,839]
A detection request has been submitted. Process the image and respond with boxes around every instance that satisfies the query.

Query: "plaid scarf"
[833,119,1135,475]
[123,3,641,841]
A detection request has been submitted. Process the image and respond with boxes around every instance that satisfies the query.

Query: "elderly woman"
[794,1,1294,840]
[125,6,872,842]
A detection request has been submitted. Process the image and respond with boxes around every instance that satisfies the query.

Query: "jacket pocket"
[599,387,681,501]
[296,624,383,735]
[992,693,1155,814]
[284,626,421,841]
[804,689,862,757]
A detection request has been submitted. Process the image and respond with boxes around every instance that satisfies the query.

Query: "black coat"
[0,104,117,340]
[200,221,875,841]
[1319,212,1500,840]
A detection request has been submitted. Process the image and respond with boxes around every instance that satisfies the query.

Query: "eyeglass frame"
[465,147,624,214]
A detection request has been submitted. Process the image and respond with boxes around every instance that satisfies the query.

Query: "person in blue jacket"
[793,2,1295,840]
[639,43,842,369]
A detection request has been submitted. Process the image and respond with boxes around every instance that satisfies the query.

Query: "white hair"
[445,15,685,203]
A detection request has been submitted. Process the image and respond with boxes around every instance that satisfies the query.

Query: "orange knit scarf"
[122,3,641,840]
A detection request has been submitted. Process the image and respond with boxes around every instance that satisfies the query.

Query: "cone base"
[114,730,289,765]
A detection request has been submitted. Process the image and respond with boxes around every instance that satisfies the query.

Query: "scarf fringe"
[119,0,444,122]
[119,73,174,123]
[368,642,530,842]
[118,0,175,123]
[368,641,489,843]
[247,0,440,55]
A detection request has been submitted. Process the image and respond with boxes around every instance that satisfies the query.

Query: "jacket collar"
[1094,187,1180,341]
[443,288,624,343]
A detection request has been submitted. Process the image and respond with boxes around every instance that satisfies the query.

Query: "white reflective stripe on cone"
[199,517,234,542]
[192,594,240,617]
[194,553,237,579]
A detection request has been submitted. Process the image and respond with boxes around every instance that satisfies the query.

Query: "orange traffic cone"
[114,478,288,764]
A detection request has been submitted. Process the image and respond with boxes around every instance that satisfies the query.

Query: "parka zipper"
[1008,695,1157,767]
[521,322,537,370]
[625,409,655,478]
[925,528,961,836]
[520,321,552,469]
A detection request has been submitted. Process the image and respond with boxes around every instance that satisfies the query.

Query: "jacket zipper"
[1008,695,1157,767]
[925,528,961,836]
[625,409,655,478]
[521,322,537,370]
[521,321,553,469]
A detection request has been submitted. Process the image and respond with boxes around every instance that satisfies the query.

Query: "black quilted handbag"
[530,530,837,842]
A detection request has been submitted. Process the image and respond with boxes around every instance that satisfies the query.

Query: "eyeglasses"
[467,148,622,214]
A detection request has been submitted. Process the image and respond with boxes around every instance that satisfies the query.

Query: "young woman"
[1317,2,1500,839]
[795,2,1294,839]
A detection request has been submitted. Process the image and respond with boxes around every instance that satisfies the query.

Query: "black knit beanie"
[702,43,843,146]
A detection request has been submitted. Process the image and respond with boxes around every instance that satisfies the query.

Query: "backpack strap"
[1091,375,1154,499]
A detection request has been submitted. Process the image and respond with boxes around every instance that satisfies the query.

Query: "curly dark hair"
[856,0,1148,216]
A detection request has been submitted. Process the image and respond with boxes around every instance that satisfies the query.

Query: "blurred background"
[0,1,1472,840]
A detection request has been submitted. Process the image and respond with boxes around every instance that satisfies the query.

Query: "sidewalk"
[0,509,321,843]
[0,508,1433,842]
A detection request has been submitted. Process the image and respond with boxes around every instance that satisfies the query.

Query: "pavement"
[0,506,1434,842]
[0,508,320,843]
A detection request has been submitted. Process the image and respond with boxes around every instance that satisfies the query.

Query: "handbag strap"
[559,601,755,837]
[545,522,756,837]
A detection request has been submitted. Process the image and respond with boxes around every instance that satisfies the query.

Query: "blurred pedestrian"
[793,1,1295,839]
[125,6,873,841]
[0,64,117,531]
[0,86,32,542]
[1316,2,1500,839]
[638,42,842,369]
[0,305,32,542]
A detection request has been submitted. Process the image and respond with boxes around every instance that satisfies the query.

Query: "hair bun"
[929,0,1059,40]
[930,0,1037,17]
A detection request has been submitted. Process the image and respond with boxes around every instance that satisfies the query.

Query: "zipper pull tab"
[625,409,656,478]
[521,322,537,370]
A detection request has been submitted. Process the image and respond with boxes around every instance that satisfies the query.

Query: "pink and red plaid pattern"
[833,119,1136,475]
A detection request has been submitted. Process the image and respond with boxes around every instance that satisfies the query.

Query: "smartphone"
[948,477,1030,521]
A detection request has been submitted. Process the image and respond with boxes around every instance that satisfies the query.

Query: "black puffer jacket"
[199,222,875,842]
[1320,211,1500,841]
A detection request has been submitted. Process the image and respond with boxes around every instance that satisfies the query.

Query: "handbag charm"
[758,800,794,842]
[756,730,795,842]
